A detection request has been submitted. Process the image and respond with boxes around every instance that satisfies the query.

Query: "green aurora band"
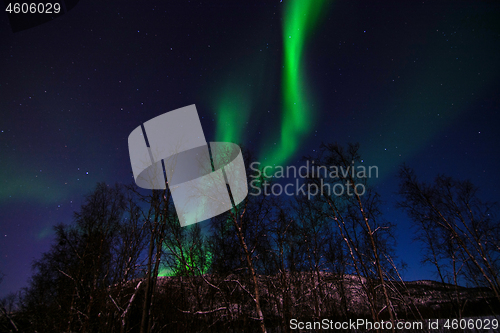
[261,0,329,166]
[214,85,251,144]
[159,250,212,277]
[213,0,329,166]
[169,1,329,278]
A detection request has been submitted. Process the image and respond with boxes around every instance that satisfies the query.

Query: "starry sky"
[1,0,499,297]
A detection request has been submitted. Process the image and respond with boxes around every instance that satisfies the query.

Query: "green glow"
[214,85,251,144]
[212,46,273,146]
[0,168,68,204]
[159,242,213,277]
[158,267,175,277]
[261,0,329,166]
[173,250,212,276]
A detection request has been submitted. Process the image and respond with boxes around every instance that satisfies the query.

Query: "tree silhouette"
[398,165,500,310]
[19,183,146,332]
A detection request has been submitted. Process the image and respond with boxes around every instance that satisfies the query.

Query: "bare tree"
[304,143,398,330]
[18,183,146,333]
[0,280,19,333]
[136,187,170,333]
[398,165,500,304]
[225,182,270,333]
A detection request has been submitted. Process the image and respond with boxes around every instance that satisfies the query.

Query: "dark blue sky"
[1,0,499,297]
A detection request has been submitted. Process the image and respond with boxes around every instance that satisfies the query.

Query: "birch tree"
[398,165,500,303]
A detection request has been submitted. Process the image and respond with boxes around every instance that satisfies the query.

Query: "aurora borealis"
[262,0,328,166]
[1,0,499,298]
[214,0,329,166]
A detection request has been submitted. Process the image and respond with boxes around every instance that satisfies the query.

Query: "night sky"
[1,0,499,298]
